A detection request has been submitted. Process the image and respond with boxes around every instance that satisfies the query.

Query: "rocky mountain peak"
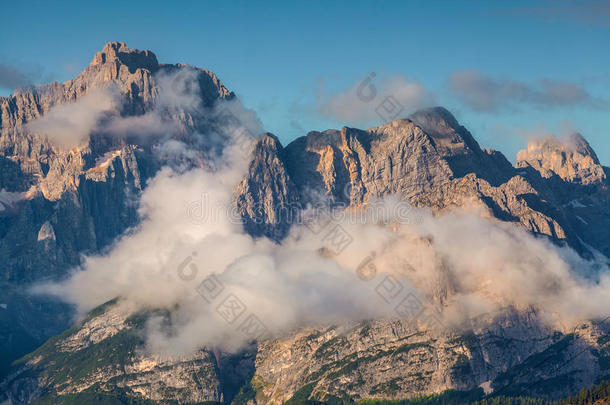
[408,106,481,156]
[517,133,606,185]
[409,106,461,137]
[90,41,159,73]
[565,133,600,161]
[407,107,514,185]
[235,133,299,241]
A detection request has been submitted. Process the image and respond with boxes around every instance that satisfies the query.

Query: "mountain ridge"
[1,42,609,405]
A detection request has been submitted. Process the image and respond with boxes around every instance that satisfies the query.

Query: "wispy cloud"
[318,74,436,126]
[447,70,606,112]
[25,88,117,148]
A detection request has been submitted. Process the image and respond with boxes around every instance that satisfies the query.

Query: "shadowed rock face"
[235,133,299,241]
[0,303,225,405]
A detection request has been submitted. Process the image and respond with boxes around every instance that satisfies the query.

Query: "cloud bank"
[32,68,610,357]
[39,143,610,356]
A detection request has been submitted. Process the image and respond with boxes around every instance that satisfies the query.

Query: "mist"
[26,88,117,148]
[34,68,610,357]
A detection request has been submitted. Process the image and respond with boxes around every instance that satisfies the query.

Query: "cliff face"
[2,302,608,404]
[239,107,607,258]
[251,313,609,404]
[0,41,233,282]
[234,133,299,241]
[515,134,610,258]
[0,41,233,376]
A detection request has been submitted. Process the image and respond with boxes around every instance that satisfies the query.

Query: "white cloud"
[448,70,606,112]
[26,89,117,148]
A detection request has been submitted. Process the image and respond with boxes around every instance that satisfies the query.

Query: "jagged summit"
[90,41,159,72]
[240,105,610,260]
[407,106,514,185]
[517,133,606,185]
[520,133,600,162]
[408,106,483,156]
[0,41,233,166]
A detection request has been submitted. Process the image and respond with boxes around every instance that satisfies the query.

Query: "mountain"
[1,42,609,404]
[2,301,609,404]
[238,107,610,259]
[516,134,610,258]
[0,41,233,377]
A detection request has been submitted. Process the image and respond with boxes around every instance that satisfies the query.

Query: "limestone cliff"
[239,108,602,258]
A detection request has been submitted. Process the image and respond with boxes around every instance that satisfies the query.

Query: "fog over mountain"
[1,42,609,405]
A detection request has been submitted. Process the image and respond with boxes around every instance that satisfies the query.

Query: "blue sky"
[1,0,609,163]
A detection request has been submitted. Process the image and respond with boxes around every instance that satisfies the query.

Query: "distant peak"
[517,133,605,185]
[90,41,159,72]
[562,133,598,160]
[408,106,483,153]
[522,133,600,164]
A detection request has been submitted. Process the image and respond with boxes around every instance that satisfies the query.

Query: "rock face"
[0,302,224,404]
[250,313,609,404]
[280,107,514,209]
[2,301,608,404]
[0,41,233,376]
[239,107,608,259]
[515,135,610,258]
[409,106,514,186]
[235,133,299,241]
[517,133,606,185]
